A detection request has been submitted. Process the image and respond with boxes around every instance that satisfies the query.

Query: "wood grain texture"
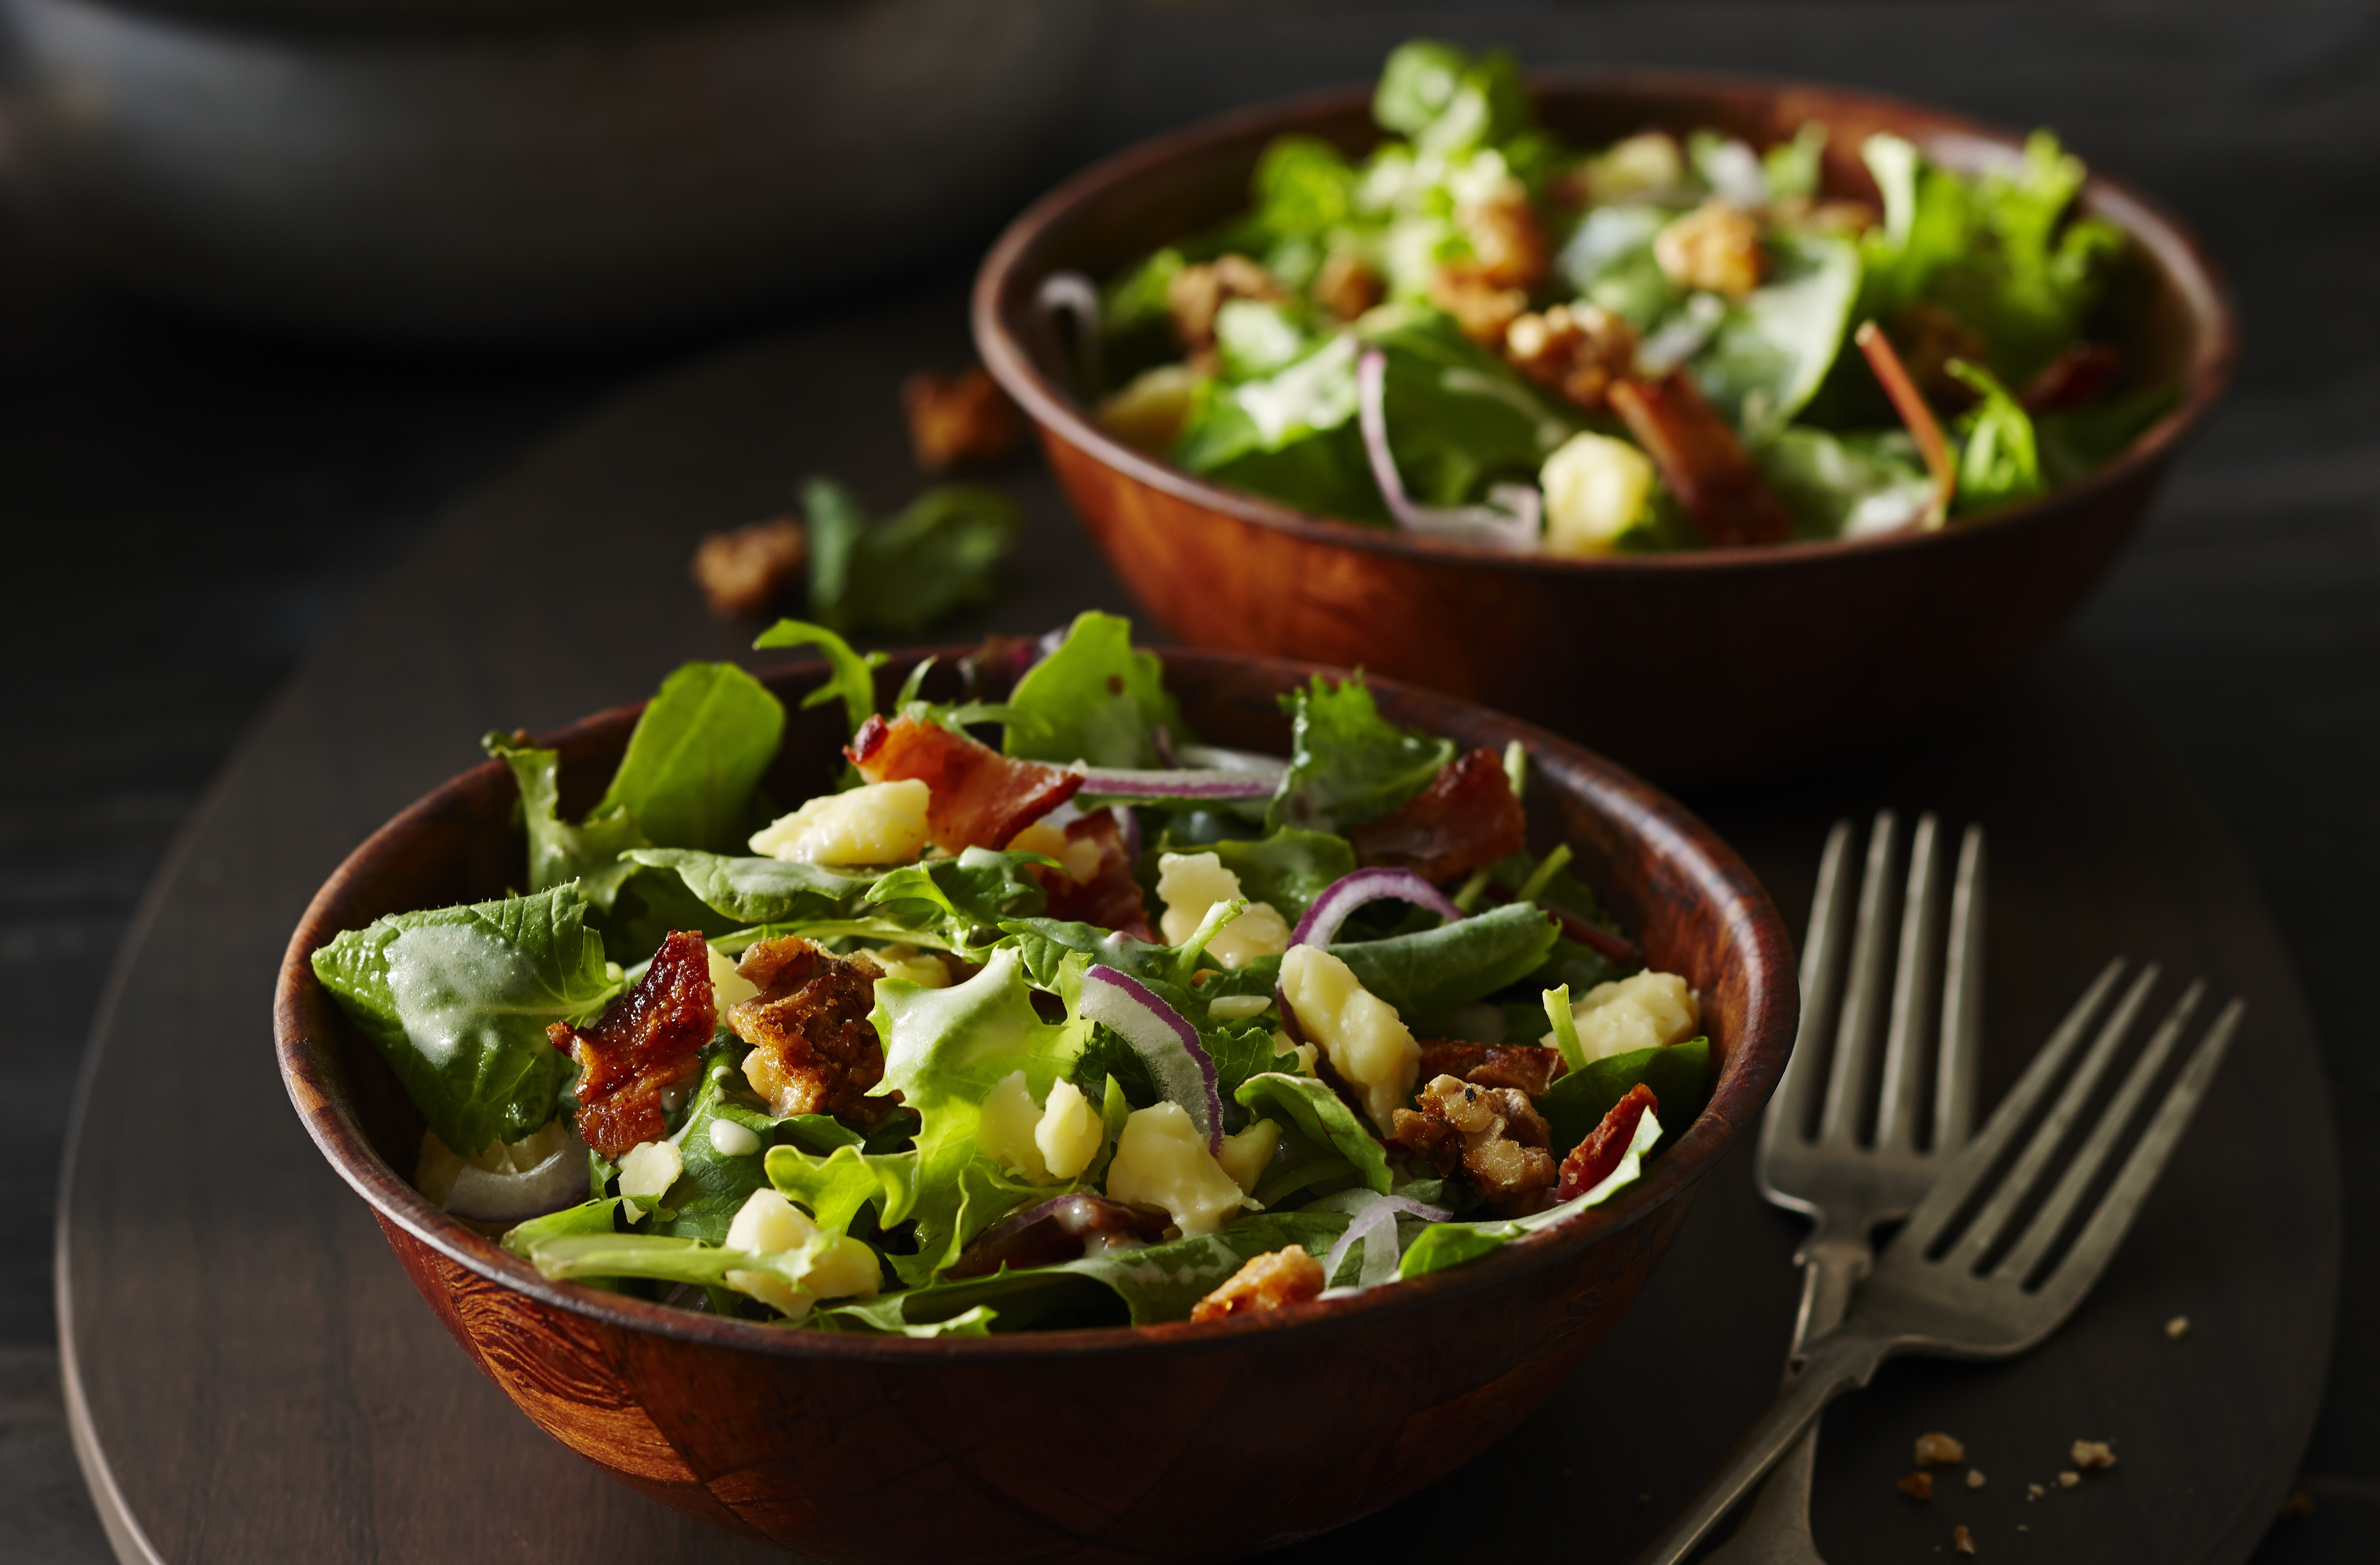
[972,75,2236,787]
[54,298,2333,1565]
[271,648,1796,1562]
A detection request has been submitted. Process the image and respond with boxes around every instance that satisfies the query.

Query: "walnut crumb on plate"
[1953,1523,1977,1555]
[1899,1472,1934,1500]
[2026,1481,2044,1501]
[2071,1440,2117,1471]
[2166,1314,2191,1339]
[1914,1432,1966,1466]
[2057,1470,2080,1489]
[1966,1468,1986,1489]
[2280,1491,2315,1517]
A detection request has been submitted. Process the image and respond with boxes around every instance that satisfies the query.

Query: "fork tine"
[1875,814,1943,1152]
[1945,963,2161,1270]
[1933,826,1987,1153]
[1819,812,1898,1147]
[1896,957,2128,1251]
[1763,819,1857,1147]
[1993,981,2204,1283]
[2030,997,2244,1322]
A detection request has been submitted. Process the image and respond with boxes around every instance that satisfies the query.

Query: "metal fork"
[1633,958,2245,1565]
[1705,812,1984,1564]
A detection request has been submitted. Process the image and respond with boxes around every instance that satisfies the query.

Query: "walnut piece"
[1505,304,1639,411]
[1414,1040,1567,1101]
[728,937,893,1125]
[2069,1439,2117,1471]
[1653,201,1767,300]
[1952,1523,1977,1556]
[1190,1245,1326,1322]
[1391,1074,1556,1215]
[691,516,807,618]
[1455,182,1549,291]
[1312,250,1384,321]
[1914,1431,1967,1467]
[1898,1471,1934,1501]
[1429,267,1529,346]
[1166,254,1288,350]
[901,366,1018,473]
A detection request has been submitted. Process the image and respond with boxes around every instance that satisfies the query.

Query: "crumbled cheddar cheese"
[722,1188,880,1317]
[1218,1118,1280,1195]
[1278,944,1418,1133]
[1106,1102,1249,1234]
[1033,1078,1103,1181]
[1540,431,1654,556]
[749,778,931,865]
[1155,852,1291,967]
[871,943,951,989]
[1566,971,1701,1062]
[1008,816,1106,881]
[617,1138,683,1223]
[978,1070,1054,1183]
[726,1185,817,1254]
[707,942,760,1010]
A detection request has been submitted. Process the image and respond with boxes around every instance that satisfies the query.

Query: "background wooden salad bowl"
[973,73,2236,786]
[274,648,1795,1563]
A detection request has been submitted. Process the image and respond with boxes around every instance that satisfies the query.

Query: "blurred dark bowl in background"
[0,0,1109,347]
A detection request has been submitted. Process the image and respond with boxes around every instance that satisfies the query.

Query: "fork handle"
[1627,1327,1896,1565]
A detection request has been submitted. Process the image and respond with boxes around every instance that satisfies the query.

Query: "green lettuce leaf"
[1236,1072,1391,1193]
[752,618,883,739]
[1360,308,1577,506]
[767,1141,921,1234]
[482,734,649,905]
[1948,359,2046,515]
[1540,1035,1713,1155]
[1373,39,1529,155]
[501,1197,631,1259]
[1254,135,1360,240]
[310,885,619,1156]
[1754,427,1933,541]
[1208,829,1357,921]
[863,848,1052,931]
[1692,231,1862,440]
[1004,610,1185,769]
[1269,673,1455,832]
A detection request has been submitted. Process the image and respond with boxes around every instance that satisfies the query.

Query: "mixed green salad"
[1082,40,2174,555]
[313,613,1711,1334]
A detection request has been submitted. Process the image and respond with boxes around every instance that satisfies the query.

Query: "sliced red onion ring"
[1072,765,1277,801]
[1319,1190,1455,1285]
[1175,743,1287,782]
[1289,867,1465,949]
[1357,348,1542,554]
[1079,965,1223,1152]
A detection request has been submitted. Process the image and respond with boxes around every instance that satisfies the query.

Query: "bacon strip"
[548,930,717,1157]
[1608,371,1794,546]
[1556,1081,1658,1202]
[1348,748,1526,884]
[1034,809,1155,940]
[848,712,1082,853]
[728,937,894,1126]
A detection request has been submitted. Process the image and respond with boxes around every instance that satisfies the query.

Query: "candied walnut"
[1456,182,1549,291]
[1166,254,1289,350]
[2022,343,2124,411]
[1898,1471,1934,1501]
[1348,747,1527,884]
[2069,1439,2116,1471]
[728,937,890,1124]
[849,712,1083,853]
[901,366,1019,472]
[947,1193,1173,1279]
[1608,371,1795,546]
[1556,1081,1658,1202]
[1952,1523,1975,1555]
[1915,1432,1967,1466]
[548,930,717,1158]
[1430,266,1529,346]
[1505,304,1639,411]
[1417,1040,1568,1101]
[1392,1074,1557,1216]
[1653,201,1767,300]
[1190,1245,1327,1323]
[1312,250,1383,321]
[1029,808,1155,941]
[690,516,806,618]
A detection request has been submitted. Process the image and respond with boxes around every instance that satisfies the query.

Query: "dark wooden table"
[8,1,2377,1561]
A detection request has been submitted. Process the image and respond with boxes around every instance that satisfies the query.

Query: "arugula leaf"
[1763,121,1827,203]
[999,918,1175,990]
[1692,231,1862,440]
[1236,1072,1391,1193]
[623,847,872,926]
[1948,359,2046,515]
[1208,829,1357,921]
[753,617,883,740]
[1540,1035,1712,1155]
[482,734,649,905]
[599,662,785,853]
[310,885,618,1156]
[783,478,1020,639]
[1205,1024,1298,1101]
[1268,673,1455,832]
[1004,610,1185,769]
[1962,131,2126,382]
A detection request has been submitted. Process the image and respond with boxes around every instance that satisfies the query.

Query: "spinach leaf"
[1236,1072,1391,1193]
[1004,609,1185,769]
[1692,231,1861,439]
[794,477,1020,637]
[623,847,871,925]
[1172,336,1382,524]
[1268,673,1455,833]
[311,885,619,1156]
[1208,829,1357,921]
[1754,427,1934,541]
[1540,1035,1713,1155]
[599,662,785,853]
[1948,359,2045,515]
[1557,204,1678,327]
[1332,901,1560,1018]
[649,1046,783,1244]
[1361,307,1577,505]
[753,618,883,739]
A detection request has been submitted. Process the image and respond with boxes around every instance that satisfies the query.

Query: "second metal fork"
[1707,811,1984,1564]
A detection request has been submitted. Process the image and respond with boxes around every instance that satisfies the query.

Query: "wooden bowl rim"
[971,67,2238,576]
[274,647,1795,1361]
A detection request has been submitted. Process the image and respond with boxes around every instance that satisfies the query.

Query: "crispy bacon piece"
[848,712,1082,853]
[946,1193,1173,1279]
[1392,1074,1558,1217]
[1034,809,1155,940]
[548,930,717,1158]
[1415,1040,1567,1100]
[2021,343,2124,411]
[1608,372,1794,546]
[727,937,892,1126]
[1348,747,1527,884]
[1190,1245,1328,1323]
[1556,1081,1658,1202]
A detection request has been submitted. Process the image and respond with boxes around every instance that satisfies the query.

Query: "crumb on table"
[901,366,1019,471]
[2026,1482,2045,1502]
[2057,1470,2081,1489]
[2071,1440,2117,1472]
[1915,1432,1966,1467]
[2281,1491,2315,1517]
[1953,1523,1977,1555]
[1966,1468,1987,1490]
[692,516,807,617]
[1899,1471,1935,1501]
[2166,1314,2191,1339]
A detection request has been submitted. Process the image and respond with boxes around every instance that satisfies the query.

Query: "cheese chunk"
[1540,432,1654,557]
[1278,944,1419,1134]
[707,942,760,1010]
[977,1070,1054,1183]
[1009,815,1106,881]
[1570,970,1702,1062]
[749,779,931,866]
[1105,1102,1248,1235]
[722,1188,880,1316]
[1155,851,1291,967]
[870,942,952,989]
[1034,1078,1104,1181]
[616,1139,683,1223]
[1218,1118,1280,1196]
[726,1186,818,1254]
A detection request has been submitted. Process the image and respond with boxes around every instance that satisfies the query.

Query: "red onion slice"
[1357,348,1542,554]
[1071,765,1278,801]
[1079,965,1224,1152]
[1175,744,1288,782]
[1289,867,1465,949]
[1319,1190,1456,1285]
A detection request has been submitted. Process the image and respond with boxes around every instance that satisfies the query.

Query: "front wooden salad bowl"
[275,649,1795,1563]
[972,74,2235,786]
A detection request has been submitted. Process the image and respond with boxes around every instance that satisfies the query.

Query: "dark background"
[5,1,2373,1557]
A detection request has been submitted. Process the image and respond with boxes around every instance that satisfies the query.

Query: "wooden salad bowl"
[274,649,1796,1563]
[972,74,2237,785]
